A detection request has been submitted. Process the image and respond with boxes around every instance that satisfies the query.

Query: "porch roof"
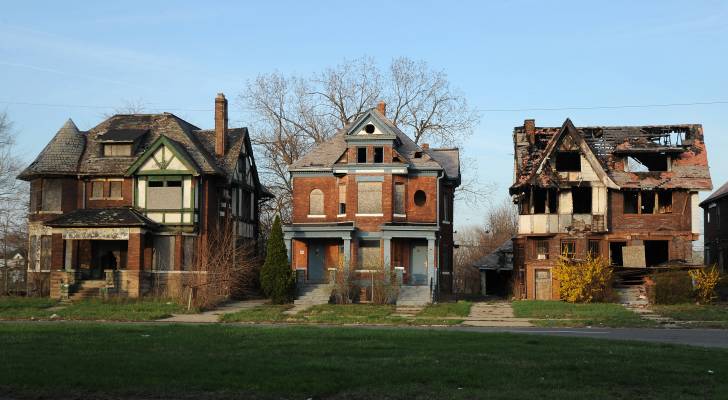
[45,207,159,228]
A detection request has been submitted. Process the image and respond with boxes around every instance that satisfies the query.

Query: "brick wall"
[85,177,134,208]
[609,190,692,232]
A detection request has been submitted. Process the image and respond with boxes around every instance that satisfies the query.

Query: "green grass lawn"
[0,297,190,321]
[653,304,728,328]
[0,323,725,399]
[0,297,57,320]
[222,303,464,325]
[513,300,655,328]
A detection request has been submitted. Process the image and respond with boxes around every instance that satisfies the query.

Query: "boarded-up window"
[41,180,62,211]
[394,183,405,215]
[29,236,39,271]
[92,181,104,198]
[338,185,346,214]
[182,236,196,271]
[357,240,381,270]
[109,181,122,198]
[358,182,382,214]
[148,186,182,210]
[103,144,132,156]
[309,189,324,215]
[152,236,175,271]
[40,236,52,270]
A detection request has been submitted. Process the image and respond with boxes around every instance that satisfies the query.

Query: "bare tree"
[241,56,482,223]
[102,98,148,118]
[0,112,28,295]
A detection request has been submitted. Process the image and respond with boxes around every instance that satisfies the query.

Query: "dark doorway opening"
[482,269,512,298]
[89,240,128,280]
[555,152,581,172]
[572,187,592,214]
[610,241,627,266]
[645,240,669,266]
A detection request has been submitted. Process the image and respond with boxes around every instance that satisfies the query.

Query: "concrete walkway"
[461,301,533,327]
[160,299,267,323]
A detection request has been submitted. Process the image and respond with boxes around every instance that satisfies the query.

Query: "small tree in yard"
[553,254,613,303]
[260,216,295,303]
[689,266,721,304]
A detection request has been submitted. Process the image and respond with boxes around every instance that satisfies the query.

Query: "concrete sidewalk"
[460,302,533,327]
[160,299,267,323]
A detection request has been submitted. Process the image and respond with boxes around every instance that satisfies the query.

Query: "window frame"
[533,239,549,260]
[560,240,576,259]
[308,188,325,217]
[356,181,383,216]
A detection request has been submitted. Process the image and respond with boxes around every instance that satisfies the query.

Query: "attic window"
[624,154,669,172]
[103,144,132,157]
[555,152,580,172]
[364,124,375,134]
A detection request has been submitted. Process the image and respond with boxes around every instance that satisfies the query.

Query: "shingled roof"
[289,107,460,180]
[511,119,711,193]
[18,119,86,179]
[45,207,159,228]
[19,113,256,183]
[700,180,728,207]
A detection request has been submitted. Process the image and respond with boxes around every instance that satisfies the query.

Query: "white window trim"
[307,214,326,218]
[336,214,347,218]
[393,213,407,218]
[442,221,451,225]
[355,213,384,217]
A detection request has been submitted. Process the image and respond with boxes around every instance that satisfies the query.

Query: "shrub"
[648,270,693,305]
[260,216,295,304]
[553,255,613,303]
[689,266,721,304]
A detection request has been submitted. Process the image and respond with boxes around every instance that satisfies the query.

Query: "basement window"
[373,147,383,163]
[555,152,581,172]
[571,187,592,214]
[357,147,367,163]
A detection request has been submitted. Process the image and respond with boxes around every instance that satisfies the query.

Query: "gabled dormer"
[342,102,401,166]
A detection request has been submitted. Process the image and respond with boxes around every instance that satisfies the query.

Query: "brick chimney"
[376,100,386,117]
[215,93,228,156]
[524,119,536,145]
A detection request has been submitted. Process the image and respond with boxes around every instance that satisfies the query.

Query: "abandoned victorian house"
[701,180,728,272]
[510,119,711,300]
[283,102,460,304]
[18,93,270,299]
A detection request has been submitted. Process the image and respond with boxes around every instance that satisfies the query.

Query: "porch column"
[383,238,391,283]
[343,238,351,275]
[284,238,292,263]
[64,240,74,271]
[427,238,436,290]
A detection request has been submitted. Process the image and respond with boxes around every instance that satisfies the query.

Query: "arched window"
[309,189,324,216]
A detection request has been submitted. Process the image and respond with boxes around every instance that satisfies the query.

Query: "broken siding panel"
[592,186,608,215]
[558,191,573,214]
[691,192,700,234]
[579,155,598,181]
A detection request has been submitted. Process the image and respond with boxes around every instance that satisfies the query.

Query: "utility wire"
[1,99,728,113]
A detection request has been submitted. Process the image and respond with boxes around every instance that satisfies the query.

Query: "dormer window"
[555,151,580,172]
[357,147,367,163]
[103,143,132,157]
[373,147,383,163]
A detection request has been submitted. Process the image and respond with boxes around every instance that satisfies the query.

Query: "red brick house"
[18,94,271,299]
[283,102,460,303]
[510,119,711,300]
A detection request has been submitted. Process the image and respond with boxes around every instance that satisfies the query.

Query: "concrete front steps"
[285,283,333,315]
[396,286,431,306]
[614,285,649,307]
[67,279,106,302]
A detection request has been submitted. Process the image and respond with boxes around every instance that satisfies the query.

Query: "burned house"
[700,180,728,272]
[18,94,271,299]
[510,119,711,300]
[283,102,459,304]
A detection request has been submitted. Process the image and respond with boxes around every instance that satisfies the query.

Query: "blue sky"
[1,1,727,228]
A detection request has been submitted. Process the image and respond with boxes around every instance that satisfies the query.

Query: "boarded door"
[410,242,428,285]
[307,242,326,283]
[535,269,552,300]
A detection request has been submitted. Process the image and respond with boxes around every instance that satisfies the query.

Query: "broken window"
[624,154,669,172]
[561,240,576,259]
[588,240,601,258]
[641,191,655,214]
[623,192,639,214]
[309,189,324,216]
[338,184,346,215]
[658,191,672,213]
[555,152,581,172]
[103,144,132,157]
[610,242,627,266]
[571,187,592,214]
[152,236,175,271]
[531,188,558,214]
[41,179,62,211]
[394,183,405,215]
[358,182,382,214]
[534,239,549,260]
[645,240,669,266]
[373,147,383,163]
[109,181,122,198]
[92,181,105,199]
[357,147,367,163]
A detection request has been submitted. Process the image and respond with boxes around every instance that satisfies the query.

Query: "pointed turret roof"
[18,119,86,180]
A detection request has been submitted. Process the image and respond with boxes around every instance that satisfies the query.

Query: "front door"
[307,242,326,283]
[535,269,552,300]
[410,242,428,285]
